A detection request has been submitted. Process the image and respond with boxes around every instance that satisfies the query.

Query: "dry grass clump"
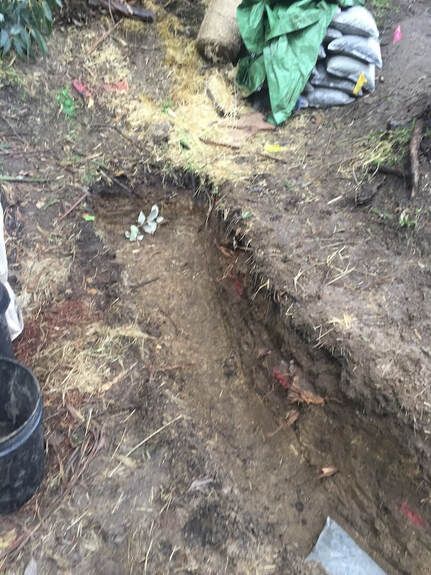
[35,322,146,394]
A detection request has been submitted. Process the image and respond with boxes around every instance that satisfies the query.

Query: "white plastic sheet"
[306,517,386,575]
[0,202,23,340]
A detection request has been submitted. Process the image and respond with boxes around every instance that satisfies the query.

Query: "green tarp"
[236,0,365,124]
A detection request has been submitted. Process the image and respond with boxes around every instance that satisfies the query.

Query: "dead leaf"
[66,403,85,422]
[285,410,300,426]
[228,111,276,137]
[0,528,17,551]
[217,244,235,258]
[319,466,338,478]
[288,384,325,406]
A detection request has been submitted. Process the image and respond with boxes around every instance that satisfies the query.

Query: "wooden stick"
[57,191,89,222]
[126,415,183,457]
[99,169,136,196]
[257,152,288,164]
[410,117,424,198]
[199,136,240,150]
[0,175,48,183]
[88,19,123,55]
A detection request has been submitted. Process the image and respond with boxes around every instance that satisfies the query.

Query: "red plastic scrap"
[400,501,426,528]
[72,79,92,100]
[233,275,244,297]
[392,24,403,44]
[103,80,129,92]
[272,367,291,390]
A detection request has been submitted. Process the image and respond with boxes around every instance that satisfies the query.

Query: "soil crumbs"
[0,0,430,573]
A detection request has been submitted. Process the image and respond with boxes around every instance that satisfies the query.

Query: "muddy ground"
[0,0,430,573]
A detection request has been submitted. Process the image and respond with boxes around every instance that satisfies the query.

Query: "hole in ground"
[91,178,431,574]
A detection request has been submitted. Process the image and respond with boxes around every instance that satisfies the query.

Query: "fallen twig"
[410,117,424,198]
[199,136,240,150]
[107,415,183,478]
[99,169,136,196]
[257,152,288,164]
[57,190,89,222]
[88,19,123,55]
[0,175,48,184]
[129,277,160,289]
[127,415,183,457]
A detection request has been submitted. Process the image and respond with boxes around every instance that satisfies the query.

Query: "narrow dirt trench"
[87,183,431,574]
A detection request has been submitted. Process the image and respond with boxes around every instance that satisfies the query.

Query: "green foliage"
[56,87,76,118]
[0,0,62,59]
[399,208,421,230]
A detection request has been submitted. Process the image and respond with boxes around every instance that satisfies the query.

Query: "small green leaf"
[12,37,24,58]
[83,214,95,222]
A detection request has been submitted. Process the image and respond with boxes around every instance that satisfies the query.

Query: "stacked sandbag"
[301,6,381,109]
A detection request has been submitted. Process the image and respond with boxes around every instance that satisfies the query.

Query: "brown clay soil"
[0,0,430,573]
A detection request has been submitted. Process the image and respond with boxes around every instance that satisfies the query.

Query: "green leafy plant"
[0,0,62,59]
[56,87,76,118]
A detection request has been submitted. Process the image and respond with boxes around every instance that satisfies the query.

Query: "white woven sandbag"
[328,35,382,68]
[326,55,376,92]
[306,88,355,108]
[331,6,379,38]
[311,64,360,95]
[324,27,343,43]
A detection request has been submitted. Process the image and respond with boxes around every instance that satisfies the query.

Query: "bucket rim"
[0,358,42,448]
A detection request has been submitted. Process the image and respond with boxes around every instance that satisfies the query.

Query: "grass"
[369,0,393,25]
[399,208,422,229]
[361,125,413,169]
[369,0,391,9]
[0,63,22,87]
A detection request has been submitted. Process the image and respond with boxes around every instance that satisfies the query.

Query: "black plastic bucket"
[0,358,44,514]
